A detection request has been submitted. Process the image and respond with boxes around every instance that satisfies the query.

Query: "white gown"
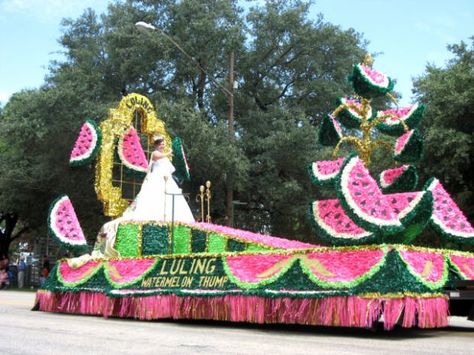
[122,156,195,223]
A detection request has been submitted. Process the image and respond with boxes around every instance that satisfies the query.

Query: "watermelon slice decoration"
[376,103,425,136]
[118,126,148,175]
[171,137,191,182]
[48,195,88,252]
[300,247,387,288]
[349,64,394,99]
[448,253,474,280]
[336,155,403,234]
[309,200,375,245]
[57,260,102,287]
[384,190,432,243]
[335,97,374,128]
[318,114,343,146]
[426,178,474,244]
[104,259,157,288]
[397,248,448,289]
[308,157,345,186]
[379,165,418,193]
[69,119,101,166]
[393,129,423,162]
[223,254,294,288]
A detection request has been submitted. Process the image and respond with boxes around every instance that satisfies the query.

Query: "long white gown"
[122,156,195,223]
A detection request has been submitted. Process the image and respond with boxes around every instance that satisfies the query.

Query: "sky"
[0,0,472,106]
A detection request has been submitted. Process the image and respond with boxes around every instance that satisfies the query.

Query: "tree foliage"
[413,38,474,223]
[0,0,372,255]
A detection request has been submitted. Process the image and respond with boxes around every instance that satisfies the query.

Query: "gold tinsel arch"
[95,93,171,217]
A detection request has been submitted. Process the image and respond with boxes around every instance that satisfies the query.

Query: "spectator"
[40,255,51,287]
[0,256,9,289]
[17,257,26,288]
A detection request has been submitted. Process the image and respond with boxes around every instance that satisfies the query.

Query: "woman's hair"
[153,134,164,145]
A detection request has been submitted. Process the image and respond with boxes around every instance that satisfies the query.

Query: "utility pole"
[226,51,235,226]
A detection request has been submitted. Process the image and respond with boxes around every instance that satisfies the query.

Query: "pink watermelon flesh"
[341,98,369,118]
[331,115,343,137]
[399,249,446,283]
[70,122,97,160]
[380,165,408,187]
[395,129,414,155]
[106,259,156,284]
[313,200,372,238]
[340,156,402,233]
[379,105,416,125]
[360,64,389,86]
[58,260,101,284]
[51,196,87,245]
[120,127,148,170]
[385,191,422,221]
[428,179,474,237]
[314,158,345,179]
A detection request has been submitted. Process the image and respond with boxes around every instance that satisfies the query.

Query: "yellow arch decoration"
[94,93,171,217]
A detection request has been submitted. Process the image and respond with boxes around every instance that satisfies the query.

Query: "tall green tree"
[413,38,474,223]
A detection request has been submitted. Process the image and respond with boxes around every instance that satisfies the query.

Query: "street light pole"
[135,21,236,226]
[226,51,235,227]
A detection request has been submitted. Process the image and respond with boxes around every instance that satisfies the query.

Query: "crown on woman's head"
[153,134,164,142]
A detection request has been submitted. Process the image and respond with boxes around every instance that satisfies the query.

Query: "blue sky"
[0,0,472,106]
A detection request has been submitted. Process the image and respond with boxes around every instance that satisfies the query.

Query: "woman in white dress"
[122,135,195,222]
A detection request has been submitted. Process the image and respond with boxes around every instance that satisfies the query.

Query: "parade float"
[35,56,474,330]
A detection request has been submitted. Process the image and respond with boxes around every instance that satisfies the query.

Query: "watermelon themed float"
[35,58,474,330]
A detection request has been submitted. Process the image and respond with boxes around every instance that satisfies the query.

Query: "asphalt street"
[0,290,472,354]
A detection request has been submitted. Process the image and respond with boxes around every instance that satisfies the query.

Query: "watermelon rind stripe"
[426,178,474,245]
[349,64,395,99]
[172,137,191,182]
[307,202,377,246]
[376,103,425,136]
[69,119,102,167]
[47,195,88,252]
[336,155,403,234]
[393,129,424,163]
[379,165,419,193]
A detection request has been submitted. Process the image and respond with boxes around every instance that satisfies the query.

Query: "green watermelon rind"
[69,119,102,167]
[318,114,343,147]
[117,127,149,175]
[425,178,474,245]
[307,202,378,246]
[393,129,424,163]
[336,97,375,129]
[395,247,449,290]
[47,195,88,253]
[379,165,419,193]
[349,64,395,99]
[336,154,404,235]
[307,160,342,187]
[376,103,425,136]
[171,137,191,182]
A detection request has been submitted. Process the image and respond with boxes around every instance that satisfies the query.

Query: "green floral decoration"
[142,224,169,255]
[115,224,140,257]
[380,165,419,193]
[173,225,192,254]
[227,239,247,252]
[171,137,191,182]
[191,229,207,252]
[207,233,227,253]
[394,129,424,163]
[318,114,342,147]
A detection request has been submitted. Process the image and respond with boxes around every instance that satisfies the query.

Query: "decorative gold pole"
[198,185,205,222]
[205,180,212,223]
[163,176,168,221]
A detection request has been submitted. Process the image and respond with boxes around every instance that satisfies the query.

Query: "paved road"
[0,290,473,354]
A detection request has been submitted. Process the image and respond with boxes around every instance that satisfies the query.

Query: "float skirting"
[35,291,449,330]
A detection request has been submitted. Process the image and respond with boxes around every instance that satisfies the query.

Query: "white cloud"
[0,0,111,23]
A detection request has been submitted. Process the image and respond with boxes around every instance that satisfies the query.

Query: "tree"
[0,0,370,256]
[413,38,474,222]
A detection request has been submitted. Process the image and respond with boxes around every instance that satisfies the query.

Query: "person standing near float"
[17,257,26,288]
